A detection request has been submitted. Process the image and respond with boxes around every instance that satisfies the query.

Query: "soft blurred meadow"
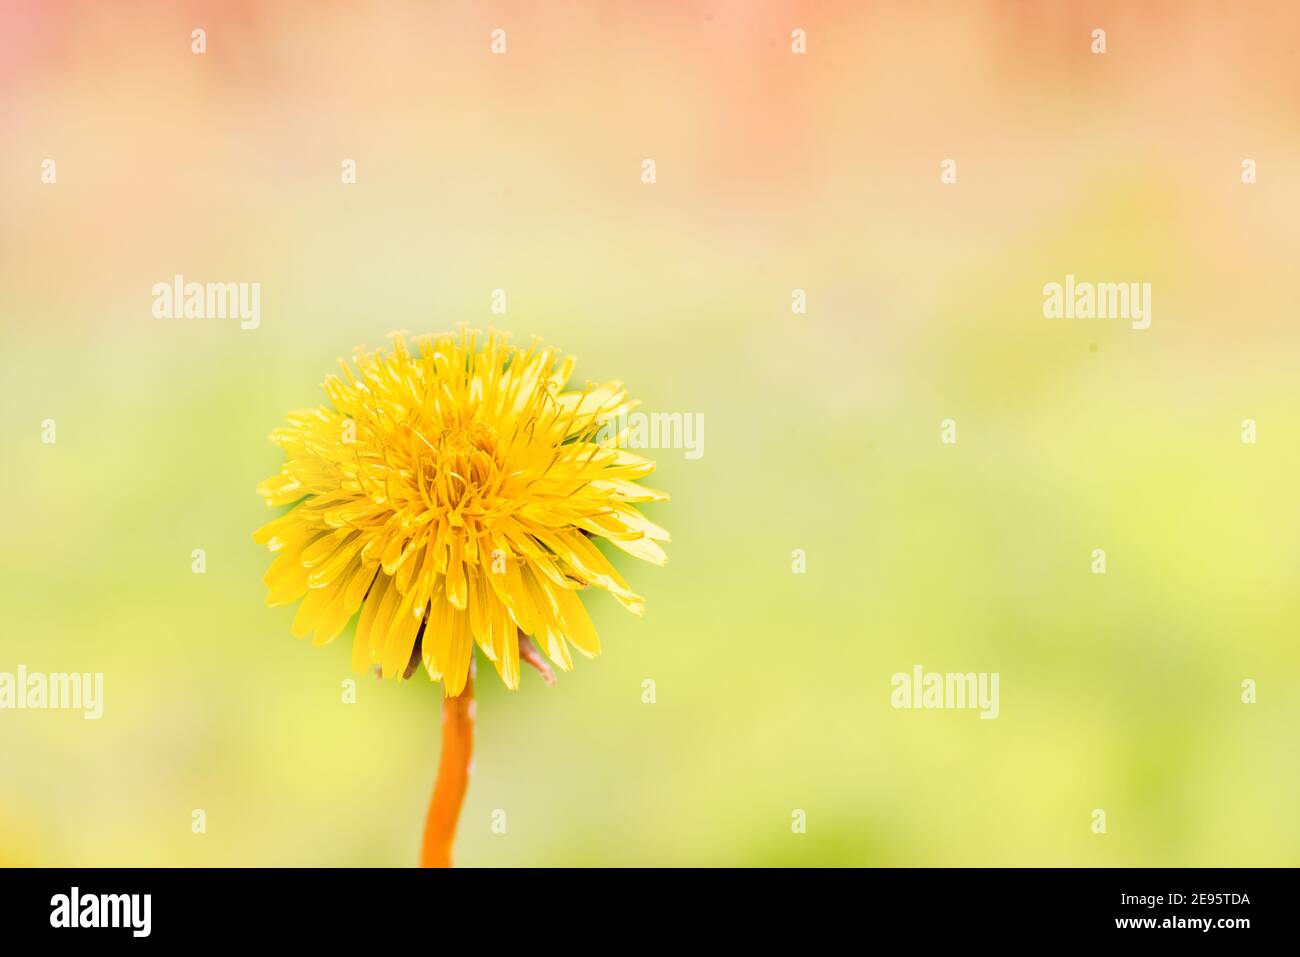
[2,0,1298,866]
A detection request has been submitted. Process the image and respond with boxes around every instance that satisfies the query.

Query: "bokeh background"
[2,0,1298,866]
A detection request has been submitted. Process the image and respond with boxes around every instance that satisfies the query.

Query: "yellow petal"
[291,585,334,638]
[264,547,311,607]
[380,587,423,679]
[553,586,601,658]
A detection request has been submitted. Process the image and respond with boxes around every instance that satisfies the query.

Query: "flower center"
[435,422,497,458]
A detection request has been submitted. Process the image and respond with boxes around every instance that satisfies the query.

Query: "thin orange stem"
[518,631,556,686]
[420,661,474,868]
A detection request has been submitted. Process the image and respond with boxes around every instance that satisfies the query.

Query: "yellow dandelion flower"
[253,328,668,698]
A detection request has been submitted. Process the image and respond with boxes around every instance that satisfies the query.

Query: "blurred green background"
[2,1,1298,865]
